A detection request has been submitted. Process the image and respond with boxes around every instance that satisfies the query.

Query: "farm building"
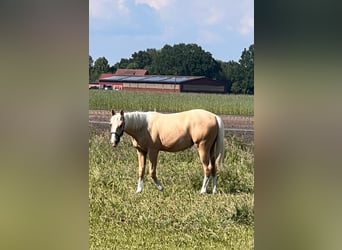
[89,69,148,90]
[99,71,226,94]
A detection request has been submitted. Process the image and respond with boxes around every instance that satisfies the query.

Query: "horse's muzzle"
[111,140,119,147]
[111,132,121,147]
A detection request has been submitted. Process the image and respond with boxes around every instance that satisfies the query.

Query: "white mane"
[124,111,155,131]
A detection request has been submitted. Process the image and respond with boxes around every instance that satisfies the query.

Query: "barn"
[99,71,226,94]
[89,69,148,90]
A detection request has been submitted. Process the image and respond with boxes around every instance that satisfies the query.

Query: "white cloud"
[199,0,253,36]
[197,29,223,44]
[89,0,129,20]
[159,0,254,36]
[135,0,171,11]
[202,6,225,26]
[90,0,254,36]
[239,15,254,35]
[118,0,130,13]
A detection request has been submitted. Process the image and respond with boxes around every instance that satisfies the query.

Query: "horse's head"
[110,109,125,147]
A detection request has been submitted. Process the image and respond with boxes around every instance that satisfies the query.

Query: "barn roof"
[114,69,148,75]
[98,73,116,79]
[100,75,205,84]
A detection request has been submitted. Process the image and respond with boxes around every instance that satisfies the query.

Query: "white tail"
[215,115,225,167]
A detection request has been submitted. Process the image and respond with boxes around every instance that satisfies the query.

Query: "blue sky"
[89,0,254,66]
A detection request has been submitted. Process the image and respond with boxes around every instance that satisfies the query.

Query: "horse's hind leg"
[210,145,217,194]
[148,150,164,191]
[198,144,211,194]
[210,156,217,194]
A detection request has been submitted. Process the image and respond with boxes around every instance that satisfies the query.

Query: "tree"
[149,43,220,78]
[217,60,242,93]
[92,56,110,81]
[115,58,130,69]
[222,44,254,94]
[109,65,116,73]
[89,55,94,82]
[238,44,254,94]
[131,50,153,69]
[231,81,243,94]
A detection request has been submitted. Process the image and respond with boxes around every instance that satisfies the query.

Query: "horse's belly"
[159,136,193,152]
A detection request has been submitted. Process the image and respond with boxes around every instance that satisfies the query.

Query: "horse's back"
[152,109,217,129]
[149,109,218,150]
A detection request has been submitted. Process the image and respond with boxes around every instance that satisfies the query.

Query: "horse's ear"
[111,110,115,116]
[120,110,124,116]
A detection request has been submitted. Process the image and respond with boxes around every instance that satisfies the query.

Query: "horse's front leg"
[136,149,147,193]
[148,150,163,191]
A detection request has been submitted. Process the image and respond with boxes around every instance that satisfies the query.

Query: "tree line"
[89,43,254,94]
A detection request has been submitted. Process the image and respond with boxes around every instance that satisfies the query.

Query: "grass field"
[89,131,254,249]
[89,90,254,115]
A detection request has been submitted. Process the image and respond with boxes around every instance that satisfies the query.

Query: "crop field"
[89,91,254,249]
[89,90,254,115]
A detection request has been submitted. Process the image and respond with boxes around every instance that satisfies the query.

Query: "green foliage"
[89,91,254,115]
[216,45,254,94]
[238,45,254,94]
[217,60,240,92]
[89,55,94,82]
[131,50,153,69]
[231,81,242,94]
[115,58,130,69]
[89,56,111,82]
[149,43,220,78]
[89,132,254,249]
[94,57,110,79]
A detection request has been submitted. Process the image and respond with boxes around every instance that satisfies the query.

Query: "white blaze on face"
[110,114,120,145]
[110,131,116,145]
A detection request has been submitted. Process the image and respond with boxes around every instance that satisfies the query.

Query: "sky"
[89,0,254,66]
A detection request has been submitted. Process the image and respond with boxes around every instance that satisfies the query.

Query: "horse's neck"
[124,112,150,137]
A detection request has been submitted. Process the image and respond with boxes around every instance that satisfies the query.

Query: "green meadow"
[89,133,254,249]
[89,90,254,115]
[89,91,254,249]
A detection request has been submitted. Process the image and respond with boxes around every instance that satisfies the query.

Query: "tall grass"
[89,91,254,115]
[89,131,254,249]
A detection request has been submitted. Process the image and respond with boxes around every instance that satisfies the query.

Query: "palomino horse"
[110,109,224,194]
